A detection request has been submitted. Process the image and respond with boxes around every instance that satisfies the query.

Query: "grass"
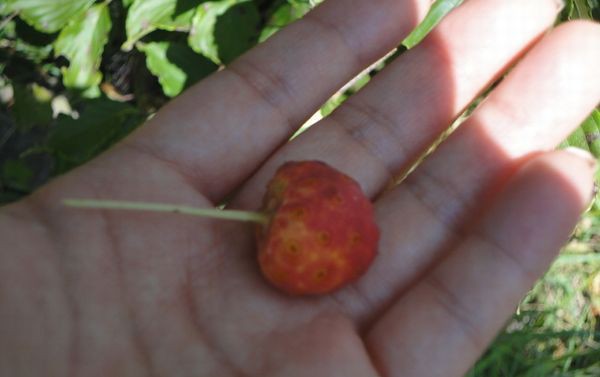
[469,210,600,376]
[461,1,600,373]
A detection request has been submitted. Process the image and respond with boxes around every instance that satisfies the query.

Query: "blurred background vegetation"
[0,0,599,375]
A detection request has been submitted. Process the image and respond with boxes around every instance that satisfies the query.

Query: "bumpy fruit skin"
[256,161,379,296]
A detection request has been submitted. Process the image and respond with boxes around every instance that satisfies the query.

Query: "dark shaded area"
[174,0,207,18]
[14,18,58,46]
[214,1,261,64]
[131,49,170,111]
[0,109,53,201]
[165,42,219,91]
[1,54,39,84]
[46,98,146,174]
[102,0,166,109]
[101,0,136,96]
[0,93,147,204]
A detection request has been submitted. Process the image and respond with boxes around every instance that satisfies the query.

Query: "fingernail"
[565,147,598,170]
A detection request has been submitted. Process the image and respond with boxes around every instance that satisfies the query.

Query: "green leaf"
[320,73,370,117]
[7,0,95,33]
[124,0,177,50]
[562,109,600,216]
[0,2,11,15]
[581,110,600,157]
[560,127,590,152]
[124,0,199,50]
[572,0,593,19]
[47,98,145,170]
[10,84,53,131]
[54,3,112,93]
[188,0,260,65]
[259,0,312,42]
[138,41,218,97]
[1,159,34,192]
[155,0,200,31]
[320,93,348,118]
[402,0,464,49]
[305,68,371,138]
[561,110,600,157]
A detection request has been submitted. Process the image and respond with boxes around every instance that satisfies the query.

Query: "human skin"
[1,0,600,376]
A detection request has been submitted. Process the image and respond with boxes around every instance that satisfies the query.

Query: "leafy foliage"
[562,110,600,157]
[124,0,199,50]
[188,0,261,64]
[259,0,311,41]
[2,0,95,33]
[46,98,146,173]
[138,41,217,96]
[54,3,112,95]
[468,212,600,376]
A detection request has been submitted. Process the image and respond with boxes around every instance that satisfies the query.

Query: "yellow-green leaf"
[8,0,95,33]
[403,0,463,49]
[124,0,199,50]
[54,3,112,93]
[188,0,260,65]
[138,41,218,97]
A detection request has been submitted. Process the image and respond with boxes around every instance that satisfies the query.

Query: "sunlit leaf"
[259,0,311,42]
[154,0,200,31]
[562,110,600,157]
[0,2,11,15]
[561,127,590,152]
[138,41,218,97]
[54,3,112,93]
[320,73,370,117]
[188,0,260,65]
[403,0,463,49]
[124,0,200,50]
[581,110,600,157]
[571,0,594,19]
[6,0,94,33]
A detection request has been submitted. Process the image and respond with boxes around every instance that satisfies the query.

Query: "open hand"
[2,0,600,376]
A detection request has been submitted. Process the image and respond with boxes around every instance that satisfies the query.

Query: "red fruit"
[256,161,379,296]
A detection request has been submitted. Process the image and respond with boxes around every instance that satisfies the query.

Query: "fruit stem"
[63,199,268,224]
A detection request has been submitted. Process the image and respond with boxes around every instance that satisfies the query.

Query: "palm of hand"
[2,0,600,376]
[6,156,388,377]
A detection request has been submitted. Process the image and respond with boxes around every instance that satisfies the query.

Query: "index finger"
[112,0,431,201]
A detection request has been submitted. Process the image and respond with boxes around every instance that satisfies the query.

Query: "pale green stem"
[63,199,268,224]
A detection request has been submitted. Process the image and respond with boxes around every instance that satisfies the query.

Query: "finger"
[341,21,600,318]
[403,21,600,229]
[366,150,596,377]
[113,0,431,202]
[231,0,563,209]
